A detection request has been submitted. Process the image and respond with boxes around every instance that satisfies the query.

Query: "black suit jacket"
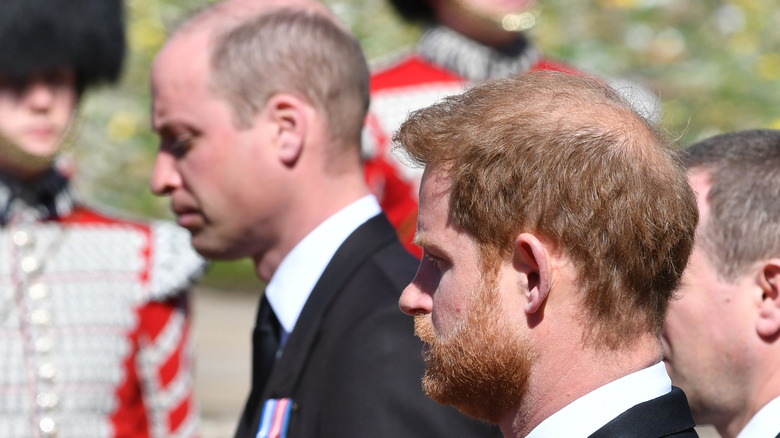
[588,387,699,437]
[235,214,500,438]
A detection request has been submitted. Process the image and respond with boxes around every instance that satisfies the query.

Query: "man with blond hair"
[664,129,780,438]
[150,1,501,437]
[397,71,700,437]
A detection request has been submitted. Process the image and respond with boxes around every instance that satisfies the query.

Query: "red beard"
[414,280,534,424]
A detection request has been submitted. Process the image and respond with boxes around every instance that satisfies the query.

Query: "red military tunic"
[0,169,206,437]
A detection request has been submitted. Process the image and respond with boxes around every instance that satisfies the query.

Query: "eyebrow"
[413,231,429,250]
[414,232,449,259]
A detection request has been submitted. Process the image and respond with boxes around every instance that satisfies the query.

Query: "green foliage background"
[74,0,780,286]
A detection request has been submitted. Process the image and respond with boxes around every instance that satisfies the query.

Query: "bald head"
[176,0,337,37]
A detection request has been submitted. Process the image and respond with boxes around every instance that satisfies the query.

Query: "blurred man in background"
[397,72,699,437]
[150,1,500,437]
[364,0,581,257]
[0,0,205,436]
[364,0,660,257]
[664,129,780,438]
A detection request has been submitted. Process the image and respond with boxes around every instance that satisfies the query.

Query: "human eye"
[424,251,447,272]
[161,132,195,158]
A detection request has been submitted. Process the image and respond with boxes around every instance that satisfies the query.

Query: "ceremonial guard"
[0,1,205,436]
[363,0,581,256]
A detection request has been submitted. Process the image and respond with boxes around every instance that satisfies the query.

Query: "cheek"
[0,102,22,134]
[53,97,77,128]
[666,293,704,338]
[176,153,224,206]
[431,275,470,333]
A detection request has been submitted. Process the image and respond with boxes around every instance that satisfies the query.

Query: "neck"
[718,368,780,438]
[501,334,663,437]
[253,166,370,283]
[0,157,54,183]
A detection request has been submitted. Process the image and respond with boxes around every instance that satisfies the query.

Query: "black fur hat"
[0,0,126,89]
[387,0,435,23]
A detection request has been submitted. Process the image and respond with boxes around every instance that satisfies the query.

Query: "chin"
[191,236,250,261]
[0,140,59,176]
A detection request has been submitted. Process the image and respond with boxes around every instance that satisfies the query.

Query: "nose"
[150,152,181,196]
[25,80,57,111]
[399,267,433,316]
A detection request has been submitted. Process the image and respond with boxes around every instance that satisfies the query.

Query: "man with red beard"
[397,71,700,437]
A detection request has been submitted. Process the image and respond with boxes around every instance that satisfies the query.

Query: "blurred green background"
[74,0,780,288]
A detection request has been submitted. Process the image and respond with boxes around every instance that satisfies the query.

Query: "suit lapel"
[588,387,696,437]
[261,213,398,398]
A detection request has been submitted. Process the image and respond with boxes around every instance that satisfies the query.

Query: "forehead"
[418,166,450,217]
[151,30,218,126]
[152,29,213,98]
[416,166,458,245]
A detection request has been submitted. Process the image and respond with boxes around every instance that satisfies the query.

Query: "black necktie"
[252,295,281,395]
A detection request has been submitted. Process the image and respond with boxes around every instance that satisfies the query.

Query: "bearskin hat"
[387,0,435,23]
[0,0,126,89]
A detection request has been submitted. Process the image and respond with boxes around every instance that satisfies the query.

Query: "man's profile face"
[0,68,77,178]
[662,169,753,424]
[400,166,533,424]
[150,30,283,260]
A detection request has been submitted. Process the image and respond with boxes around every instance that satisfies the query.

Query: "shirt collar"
[265,195,381,340]
[0,168,74,225]
[527,362,672,438]
[416,24,540,82]
[736,394,780,438]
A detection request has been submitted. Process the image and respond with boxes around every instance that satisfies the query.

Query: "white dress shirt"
[737,394,780,438]
[264,195,381,348]
[527,362,672,438]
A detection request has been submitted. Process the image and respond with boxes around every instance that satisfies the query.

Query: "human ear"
[265,93,309,166]
[513,233,551,315]
[756,260,780,339]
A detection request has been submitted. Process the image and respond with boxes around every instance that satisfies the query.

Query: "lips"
[171,203,202,230]
[23,125,59,145]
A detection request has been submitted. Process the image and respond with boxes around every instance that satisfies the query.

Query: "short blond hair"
[208,7,370,150]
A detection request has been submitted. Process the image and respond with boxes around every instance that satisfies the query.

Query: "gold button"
[12,230,34,247]
[39,417,57,436]
[20,256,42,275]
[28,283,49,300]
[38,363,58,381]
[36,392,59,409]
[35,337,55,354]
[31,309,52,326]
